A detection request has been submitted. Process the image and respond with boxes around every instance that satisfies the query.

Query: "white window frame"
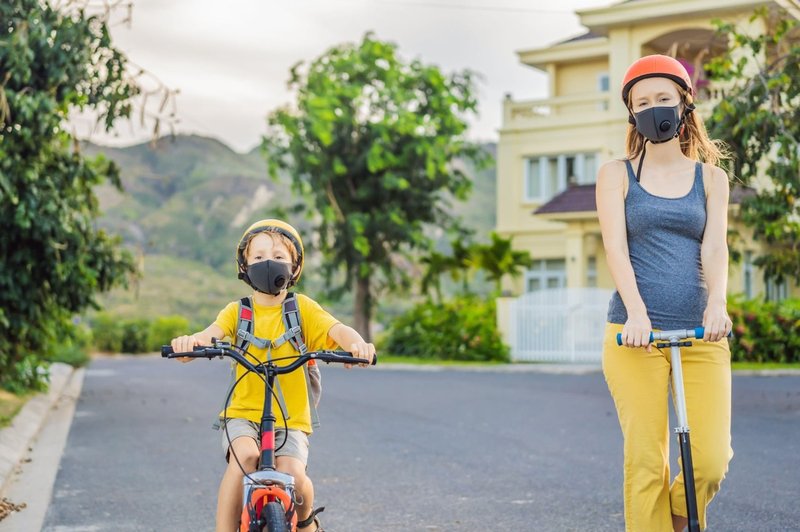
[587,256,598,288]
[597,72,610,110]
[743,250,754,299]
[523,152,600,203]
[524,259,567,292]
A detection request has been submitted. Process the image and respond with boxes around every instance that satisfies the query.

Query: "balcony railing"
[503,92,612,127]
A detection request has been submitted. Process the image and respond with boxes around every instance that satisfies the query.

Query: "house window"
[525,259,566,292]
[587,256,597,288]
[743,250,753,299]
[766,277,788,302]
[524,153,599,202]
[598,73,610,110]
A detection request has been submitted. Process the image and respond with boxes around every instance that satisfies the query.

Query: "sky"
[73,0,614,153]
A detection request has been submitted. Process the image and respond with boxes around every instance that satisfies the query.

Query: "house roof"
[535,184,597,215]
[534,183,756,217]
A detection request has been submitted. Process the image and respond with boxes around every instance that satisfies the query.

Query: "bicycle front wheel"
[261,501,289,532]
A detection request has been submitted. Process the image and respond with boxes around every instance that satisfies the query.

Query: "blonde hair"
[244,230,298,267]
[624,88,729,166]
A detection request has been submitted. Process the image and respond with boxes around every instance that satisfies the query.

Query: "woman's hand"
[170,334,200,363]
[703,301,732,342]
[622,312,653,352]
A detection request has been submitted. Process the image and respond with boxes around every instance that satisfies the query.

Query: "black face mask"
[240,260,293,295]
[633,105,682,143]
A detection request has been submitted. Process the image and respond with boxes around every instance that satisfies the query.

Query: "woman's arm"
[596,160,652,350]
[700,165,732,342]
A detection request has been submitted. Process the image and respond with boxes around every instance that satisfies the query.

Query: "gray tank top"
[606,160,708,330]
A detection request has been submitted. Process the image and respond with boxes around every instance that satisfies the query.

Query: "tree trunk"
[353,273,372,342]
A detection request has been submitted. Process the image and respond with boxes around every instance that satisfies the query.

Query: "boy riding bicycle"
[170,219,375,532]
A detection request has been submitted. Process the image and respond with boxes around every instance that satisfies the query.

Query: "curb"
[0,363,75,498]
[372,363,603,374]
[373,363,800,376]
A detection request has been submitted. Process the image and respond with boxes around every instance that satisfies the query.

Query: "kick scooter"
[617,326,730,532]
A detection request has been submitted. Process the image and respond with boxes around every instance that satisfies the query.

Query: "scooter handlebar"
[616,327,733,346]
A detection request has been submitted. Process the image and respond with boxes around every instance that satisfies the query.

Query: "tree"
[706,8,800,287]
[420,233,532,301]
[472,232,533,294]
[0,0,138,390]
[264,33,489,339]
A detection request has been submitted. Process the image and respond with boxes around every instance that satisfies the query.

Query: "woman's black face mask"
[239,260,292,295]
[633,104,682,143]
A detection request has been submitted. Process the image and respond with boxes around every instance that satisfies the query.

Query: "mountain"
[88,134,496,325]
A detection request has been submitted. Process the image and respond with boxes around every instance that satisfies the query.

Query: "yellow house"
[496,0,800,310]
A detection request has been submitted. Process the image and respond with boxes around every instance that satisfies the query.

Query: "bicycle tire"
[261,501,289,532]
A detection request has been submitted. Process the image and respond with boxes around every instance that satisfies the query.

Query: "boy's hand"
[171,335,200,363]
[344,342,376,368]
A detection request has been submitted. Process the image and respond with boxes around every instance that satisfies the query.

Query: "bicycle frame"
[616,327,729,532]
[163,341,376,532]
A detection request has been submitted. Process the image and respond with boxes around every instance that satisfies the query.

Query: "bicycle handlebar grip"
[161,345,214,357]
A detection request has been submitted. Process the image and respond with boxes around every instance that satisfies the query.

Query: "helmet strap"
[636,141,647,183]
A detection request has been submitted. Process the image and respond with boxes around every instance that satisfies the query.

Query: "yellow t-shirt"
[213,293,340,433]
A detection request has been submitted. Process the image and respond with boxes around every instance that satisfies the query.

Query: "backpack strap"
[213,297,253,430]
[282,293,322,429]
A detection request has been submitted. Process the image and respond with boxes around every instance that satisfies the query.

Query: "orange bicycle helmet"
[621,54,694,104]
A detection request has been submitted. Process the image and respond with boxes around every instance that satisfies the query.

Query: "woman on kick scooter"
[596,55,734,532]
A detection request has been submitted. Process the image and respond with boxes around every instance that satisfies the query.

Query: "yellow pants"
[602,323,733,532]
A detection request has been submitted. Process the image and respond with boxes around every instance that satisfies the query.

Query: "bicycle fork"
[664,336,700,532]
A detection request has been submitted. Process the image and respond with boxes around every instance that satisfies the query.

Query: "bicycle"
[162,339,377,532]
[616,326,730,532]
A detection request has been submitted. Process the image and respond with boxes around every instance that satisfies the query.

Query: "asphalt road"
[38,355,800,531]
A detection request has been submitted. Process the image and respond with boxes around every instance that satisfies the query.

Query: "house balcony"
[502,92,613,133]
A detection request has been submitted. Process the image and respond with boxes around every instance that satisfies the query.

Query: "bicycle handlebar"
[161,343,377,375]
[616,327,733,346]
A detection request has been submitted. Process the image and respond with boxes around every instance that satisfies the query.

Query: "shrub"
[728,296,800,363]
[120,319,151,353]
[148,315,190,352]
[45,320,93,367]
[382,295,509,362]
[91,313,124,353]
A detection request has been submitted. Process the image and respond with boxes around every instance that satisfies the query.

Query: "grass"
[731,361,800,371]
[378,354,507,366]
[379,356,800,371]
[0,389,31,429]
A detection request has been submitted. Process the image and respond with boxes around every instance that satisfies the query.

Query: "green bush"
[45,320,93,367]
[91,313,124,353]
[120,319,151,353]
[148,315,190,351]
[728,296,800,363]
[382,295,509,362]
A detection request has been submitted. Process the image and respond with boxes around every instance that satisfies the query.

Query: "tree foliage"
[263,33,490,339]
[421,232,532,301]
[0,0,136,390]
[706,8,800,286]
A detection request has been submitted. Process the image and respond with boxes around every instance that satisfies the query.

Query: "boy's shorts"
[221,418,309,466]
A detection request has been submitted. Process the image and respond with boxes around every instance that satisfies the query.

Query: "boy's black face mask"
[239,260,292,295]
[633,104,682,143]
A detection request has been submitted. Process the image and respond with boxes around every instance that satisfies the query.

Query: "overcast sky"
[75,0,613,152]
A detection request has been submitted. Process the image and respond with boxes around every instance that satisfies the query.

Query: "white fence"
[508,288,613,362]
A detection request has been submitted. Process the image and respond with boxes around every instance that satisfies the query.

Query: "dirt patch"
[0,497,27,522]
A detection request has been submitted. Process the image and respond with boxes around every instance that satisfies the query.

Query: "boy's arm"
[170,324,226,363]
[327,323,375,366]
